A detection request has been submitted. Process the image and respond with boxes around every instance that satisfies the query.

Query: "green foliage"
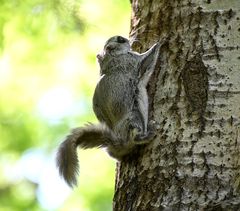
[0,0,130,210]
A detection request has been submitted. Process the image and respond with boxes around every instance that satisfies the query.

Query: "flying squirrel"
[56,35,161,187]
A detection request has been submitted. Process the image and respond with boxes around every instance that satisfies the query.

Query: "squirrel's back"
[93,53,139,129]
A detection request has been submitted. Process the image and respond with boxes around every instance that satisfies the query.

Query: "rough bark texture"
[113,0,240,210]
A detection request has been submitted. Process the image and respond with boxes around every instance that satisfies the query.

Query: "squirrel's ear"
[138,43,160,81]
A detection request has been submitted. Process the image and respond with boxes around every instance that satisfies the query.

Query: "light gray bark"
[113,0,240,210]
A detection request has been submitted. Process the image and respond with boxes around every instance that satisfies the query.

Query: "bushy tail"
[56,123,117,187]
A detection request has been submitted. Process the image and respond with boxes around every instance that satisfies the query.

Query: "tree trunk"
[113,0,240,210]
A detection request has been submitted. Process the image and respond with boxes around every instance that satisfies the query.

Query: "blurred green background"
[0,0,130,210]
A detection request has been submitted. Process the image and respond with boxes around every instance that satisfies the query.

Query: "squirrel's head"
[98,36,131,59]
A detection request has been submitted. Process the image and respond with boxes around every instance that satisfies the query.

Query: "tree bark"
[113,0,240,210]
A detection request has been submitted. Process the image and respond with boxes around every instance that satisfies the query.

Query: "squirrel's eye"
[117,36,126,43]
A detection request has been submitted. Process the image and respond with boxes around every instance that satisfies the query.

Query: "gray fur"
[56,36,160,187]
